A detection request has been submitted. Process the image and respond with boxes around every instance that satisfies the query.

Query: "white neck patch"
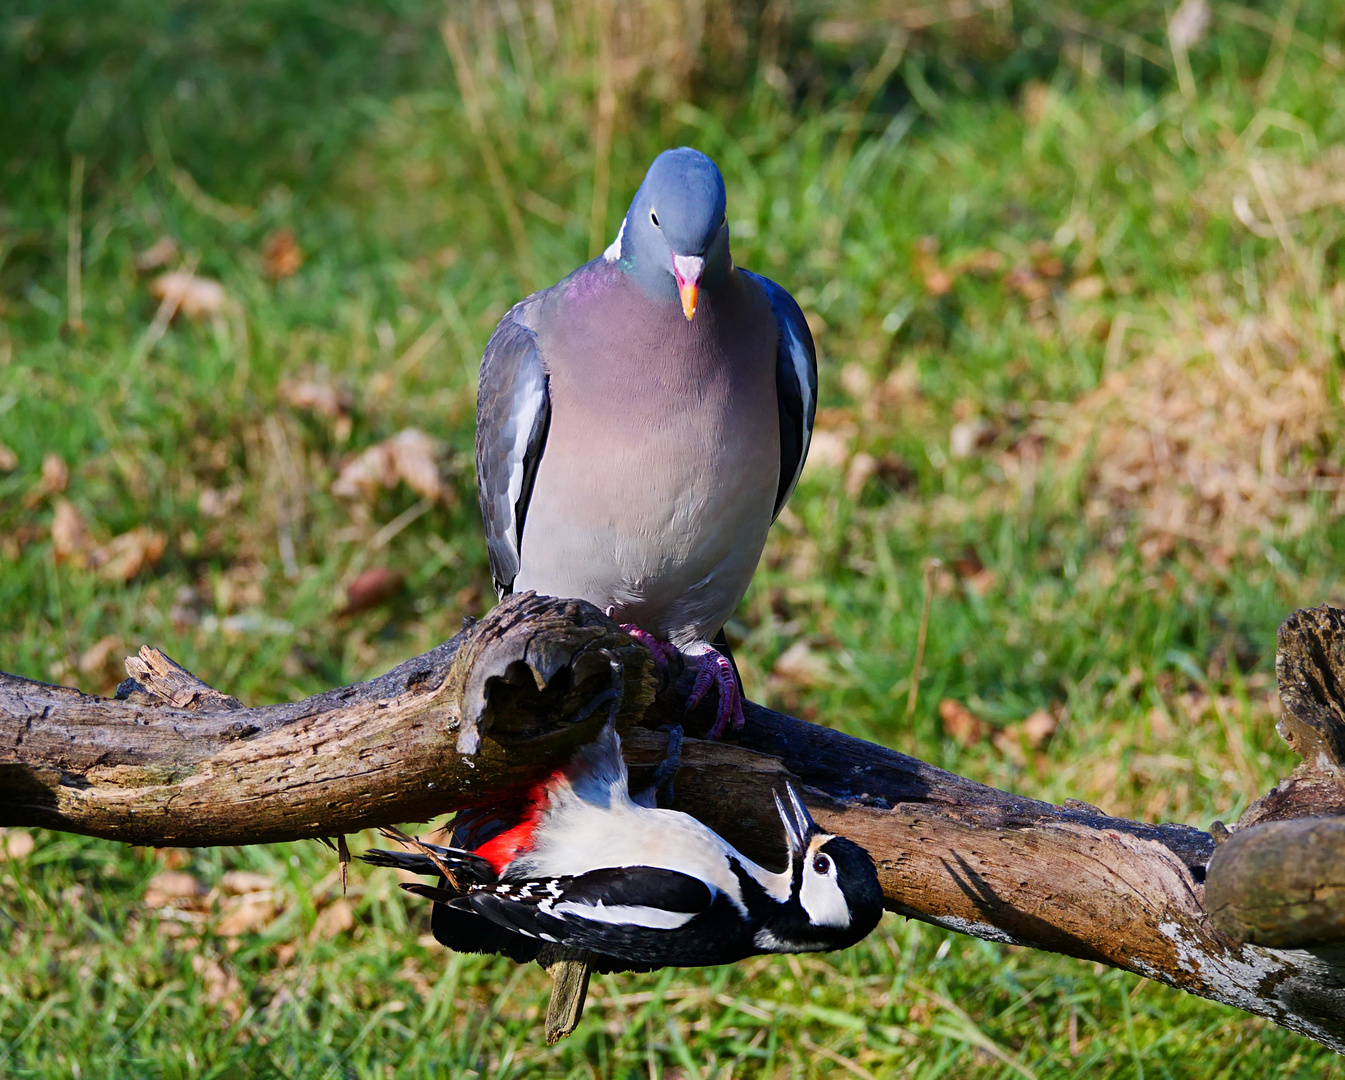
[799,840,851,929]
[603,217,626,262]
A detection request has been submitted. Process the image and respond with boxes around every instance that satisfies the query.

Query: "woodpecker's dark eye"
[650,209,660,227]
[812,853,832,875]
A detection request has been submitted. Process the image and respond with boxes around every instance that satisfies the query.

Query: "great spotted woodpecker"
[362,723,883,968]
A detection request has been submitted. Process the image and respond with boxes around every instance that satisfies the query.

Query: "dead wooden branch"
[4,597,1345,1050]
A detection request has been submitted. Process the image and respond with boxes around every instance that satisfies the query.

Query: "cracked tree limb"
[4,598,1345,1050]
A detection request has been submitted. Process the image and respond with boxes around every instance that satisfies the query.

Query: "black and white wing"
[743,271,817,520]
[449,867,744,966]
[476,301,551,596]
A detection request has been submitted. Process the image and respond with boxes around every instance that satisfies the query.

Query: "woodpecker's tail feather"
[360,838,496,883]
[359,849,441,875]
[401,881,462,904]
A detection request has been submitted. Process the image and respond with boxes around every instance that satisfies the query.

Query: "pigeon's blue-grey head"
[608,147,730,320]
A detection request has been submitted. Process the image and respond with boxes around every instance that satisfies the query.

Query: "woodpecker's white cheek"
[799,866,851,929]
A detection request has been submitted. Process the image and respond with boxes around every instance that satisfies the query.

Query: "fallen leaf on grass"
[221,870,272,895]
[331,428,451,503]
[0,829,35,861]
[134,236,179,272]
[216,896,276,937]
[279,378,352,420]
[913,236,954,296]
[1021,708,1058,747]
[262,229,303,279]
[844,452,877,498]
[1021,80,1053,127]
[1004,265,1050,302]
[772,641,833,688]
[51,499,89,562]
[149,271,228,320]
[804,429,852,473]
[191,955,243,1020]
[197,484,243,519]
[1068,274,1106,301]
[144,870,208,909]
[310,899,355,940]
[938,698,984,746]
[77,635,123,684]
[89,527,166,583]
[338,567,405,616]
[949,418,995,459]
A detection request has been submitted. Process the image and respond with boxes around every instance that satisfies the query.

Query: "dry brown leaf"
[216,896,276,937]
[913,236,955,295]
[154,847,191,870]
[1021,80,1052,127]
[0,829,35,861]
[221,870,272,895]
[1068,275,1106,301]
[51,499,89,563]
[310,899,355,940]
[844,452,878,498]
[331,428,450,503]
[191,955,243,1021]
[1021,708,1058,748]
[0,444,17,472]
[938,698,984,746]
[197,484,243,519]
[959,249,1006,277]
[89,527,166,583]
[279,378,352,420]
[149,271,228,320]
[135,236,179,272]
[950,418,994,459]
[41,454,69,494]
[1005,265,1050,302]
[772,641,832,688]
[262,229,304,279]
[803,429,851,474]
[144,870,207,909]
[338,567,405,616]
[77,635,123,678]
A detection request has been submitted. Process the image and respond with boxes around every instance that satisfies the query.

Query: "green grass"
[4,1,1345,1076]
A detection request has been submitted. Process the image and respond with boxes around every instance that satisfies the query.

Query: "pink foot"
[617,622,743,739]
[620,624,680,670]
[685,647,744,739]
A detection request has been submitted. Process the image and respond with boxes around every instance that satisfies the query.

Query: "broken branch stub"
[1203,605,1345,952]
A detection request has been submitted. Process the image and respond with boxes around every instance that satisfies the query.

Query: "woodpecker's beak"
[672,254,704,320]
[773,784,816,858]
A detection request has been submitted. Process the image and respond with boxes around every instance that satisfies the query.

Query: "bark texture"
[5,596,1345,1051]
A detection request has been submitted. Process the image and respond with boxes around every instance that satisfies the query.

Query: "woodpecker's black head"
[762,787,884,953]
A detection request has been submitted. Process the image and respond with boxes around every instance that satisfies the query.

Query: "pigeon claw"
[685,648,743,740]
[620,624,680,672]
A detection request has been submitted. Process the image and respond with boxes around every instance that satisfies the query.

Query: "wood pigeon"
[475,147,817,737]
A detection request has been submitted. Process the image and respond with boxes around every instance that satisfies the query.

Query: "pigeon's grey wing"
[743,271,818,520]
[475,302,551,595]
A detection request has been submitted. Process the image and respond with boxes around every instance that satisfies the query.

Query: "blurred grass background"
[3,0,1345,1076]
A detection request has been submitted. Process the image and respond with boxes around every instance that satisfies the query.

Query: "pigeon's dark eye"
[812,853,832,875]
[650,209,660,227]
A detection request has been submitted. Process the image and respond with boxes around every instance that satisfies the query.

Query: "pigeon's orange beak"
[672,254,705,321]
